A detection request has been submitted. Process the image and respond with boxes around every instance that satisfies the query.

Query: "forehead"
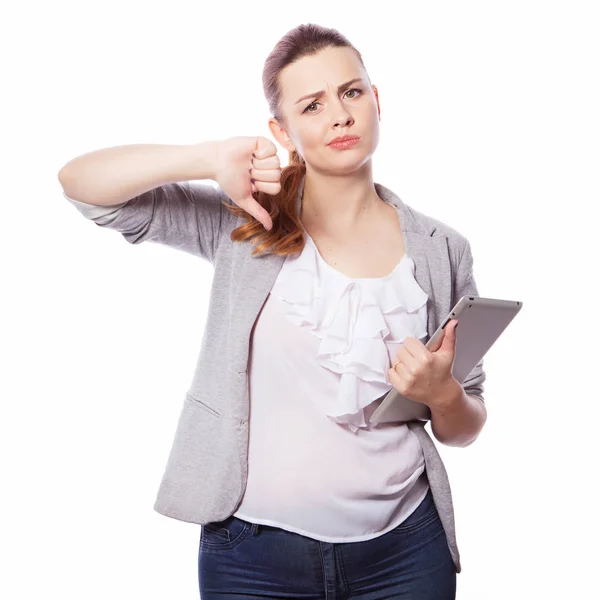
[279,46,365,105]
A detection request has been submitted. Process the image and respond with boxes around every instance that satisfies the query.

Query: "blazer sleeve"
[452,237,487,401]
[64,181,236,263]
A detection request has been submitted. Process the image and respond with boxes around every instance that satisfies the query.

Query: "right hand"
[214,136,282,231]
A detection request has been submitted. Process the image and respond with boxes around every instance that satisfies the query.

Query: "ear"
[373,84,381,120]
[268,117,296,153]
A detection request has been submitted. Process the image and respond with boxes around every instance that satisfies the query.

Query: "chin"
[320,156,373,176]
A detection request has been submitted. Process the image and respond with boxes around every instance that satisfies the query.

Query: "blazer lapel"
[227,244,285,374]
[404,233,452,340]
[375,182,452,340]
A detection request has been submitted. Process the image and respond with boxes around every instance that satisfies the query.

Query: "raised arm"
[58,142,235,262]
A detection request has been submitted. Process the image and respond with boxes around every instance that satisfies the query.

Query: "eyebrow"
[294,78,365,105]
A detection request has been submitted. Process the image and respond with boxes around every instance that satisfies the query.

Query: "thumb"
[439,319,458,354]
[241,192,273,231]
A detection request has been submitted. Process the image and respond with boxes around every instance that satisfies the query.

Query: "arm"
[58,142,220,206]
[430,238,487,447]
[429,382,487,447]
[58,142,236,262]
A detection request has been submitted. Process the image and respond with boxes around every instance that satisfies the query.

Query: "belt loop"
[251,523,262,536]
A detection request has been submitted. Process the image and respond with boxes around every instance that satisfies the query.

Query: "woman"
[60,23,486,600]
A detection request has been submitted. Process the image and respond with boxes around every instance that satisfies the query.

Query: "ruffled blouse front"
[269,229,429,433]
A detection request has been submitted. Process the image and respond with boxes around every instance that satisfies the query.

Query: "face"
[268,46,381,174]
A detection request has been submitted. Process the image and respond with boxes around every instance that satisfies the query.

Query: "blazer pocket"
[185,393,222,419]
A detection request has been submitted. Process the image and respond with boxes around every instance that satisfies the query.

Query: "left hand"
[387,319,462,409]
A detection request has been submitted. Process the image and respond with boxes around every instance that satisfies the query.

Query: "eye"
[302,88,363,114]
[345,87,362,99]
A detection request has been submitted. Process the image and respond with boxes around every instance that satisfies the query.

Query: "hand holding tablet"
[369,295,523,425]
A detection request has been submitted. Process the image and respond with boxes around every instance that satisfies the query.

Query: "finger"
[387,363,401,388]
[249,167,282,182]
[251,155,281,170]
[428,337,444,353]
[401,336,427,360]
[439,320,459,353]
[395,343,418,371]
[387,362,409,392]
[254,136,278,160]
[427,328,446,353]
[238,197,273,231]
[253,180,282,196]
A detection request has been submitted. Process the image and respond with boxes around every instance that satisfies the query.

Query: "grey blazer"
[64,173,485,573]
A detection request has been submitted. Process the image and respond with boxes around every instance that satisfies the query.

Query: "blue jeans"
[197,488,456,599]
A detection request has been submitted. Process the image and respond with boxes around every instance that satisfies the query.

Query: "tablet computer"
[368,295,523,425]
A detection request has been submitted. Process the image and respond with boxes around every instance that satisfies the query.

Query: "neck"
[300,161,383,236]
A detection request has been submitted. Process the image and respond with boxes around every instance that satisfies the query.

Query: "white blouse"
[234,228,432,542]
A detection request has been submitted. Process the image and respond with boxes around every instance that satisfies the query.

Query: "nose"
[334,113,354,128]
[334,112,354,128]
[331,97,354,128]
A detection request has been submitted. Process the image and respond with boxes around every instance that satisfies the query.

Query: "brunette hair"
[225,23,368,257]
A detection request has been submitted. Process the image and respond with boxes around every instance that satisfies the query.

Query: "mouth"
[328,135,360,149]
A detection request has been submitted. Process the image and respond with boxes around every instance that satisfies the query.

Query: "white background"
[2,1,598,598]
